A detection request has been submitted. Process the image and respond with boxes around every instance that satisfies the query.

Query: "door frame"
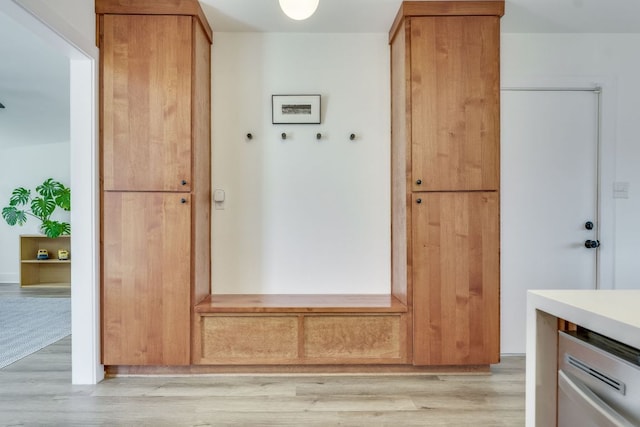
[0,1,103,383]
[501,76,616,291]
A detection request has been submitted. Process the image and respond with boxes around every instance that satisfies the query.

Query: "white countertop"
[528,289,640,348]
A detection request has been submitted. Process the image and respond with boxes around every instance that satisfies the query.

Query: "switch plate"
[613,182,629,199]
[213,189,225,209]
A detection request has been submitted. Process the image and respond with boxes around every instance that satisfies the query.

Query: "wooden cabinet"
[101,14,193,192]
[102,192,191,365]
[412,192,499,365]
[97,0,212,366]
[410,16,500,192]
[20,235,71,287]
[390,1,503,366]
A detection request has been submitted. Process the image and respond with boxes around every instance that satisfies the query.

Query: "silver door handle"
[558,370,635,427]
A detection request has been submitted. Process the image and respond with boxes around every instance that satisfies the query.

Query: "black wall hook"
[316,133,322,140]
[350,133,356,140]
[246,133,253,140]
[281,132,287,140]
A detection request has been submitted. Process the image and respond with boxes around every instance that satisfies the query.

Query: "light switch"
[613,182,629,199]
[214,189,225,209]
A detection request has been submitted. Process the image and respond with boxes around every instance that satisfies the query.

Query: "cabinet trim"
[390,1,504,43]
[95,0,212,43]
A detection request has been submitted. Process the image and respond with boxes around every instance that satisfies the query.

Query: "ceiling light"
[279,0,319,20]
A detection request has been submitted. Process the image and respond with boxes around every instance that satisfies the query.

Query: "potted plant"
[1,178,71,238]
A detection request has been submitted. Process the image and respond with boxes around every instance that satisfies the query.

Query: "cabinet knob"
[416,198,422,204]
[181,180,187,186]
[416,179,422,185]
[180,198,187,204]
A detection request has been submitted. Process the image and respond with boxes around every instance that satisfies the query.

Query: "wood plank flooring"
[0,284,525,426]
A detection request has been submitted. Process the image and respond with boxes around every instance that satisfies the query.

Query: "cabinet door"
[410,16,500,192]
[102,192,191,365]
[412,192,499,365]
[101,14,192,192]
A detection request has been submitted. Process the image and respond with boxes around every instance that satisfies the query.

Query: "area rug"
[0,297,71,369]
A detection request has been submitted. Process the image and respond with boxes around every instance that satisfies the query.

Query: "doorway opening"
[0,1,100,384]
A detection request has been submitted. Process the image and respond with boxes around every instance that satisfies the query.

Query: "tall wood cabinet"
[390,1,504,366]
[97,0,212,366]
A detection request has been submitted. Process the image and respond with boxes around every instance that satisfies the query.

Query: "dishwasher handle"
[558,370,635,427]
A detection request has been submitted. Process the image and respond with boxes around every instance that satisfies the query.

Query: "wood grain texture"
[195,294,407,313]
[200,316,300,363]
[191,17,212,361]
[390,20,410,308]
[0,337,524,426]
[391,5,502,368]
[191,18,212,305]
[304,315,405,362]
[102,192,192,365]
[412,192,500,366]
[197,313,407,365]
[101,14,192,192]
[108,362,489,375]
[410,16,500,191]
[99,7,212,368]
[389,1,504,41]
[95,0,212,42]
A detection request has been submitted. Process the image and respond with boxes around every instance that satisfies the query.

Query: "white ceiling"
[0,11,69,149]
[201,0,640,33]
[2,0,640,149]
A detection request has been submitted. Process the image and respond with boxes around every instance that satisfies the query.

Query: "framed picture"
[272,95,321,124]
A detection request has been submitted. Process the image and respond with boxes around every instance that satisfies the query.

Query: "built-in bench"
[193,294,409,365]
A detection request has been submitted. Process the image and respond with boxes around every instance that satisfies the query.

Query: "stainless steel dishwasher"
[558,328,640,427]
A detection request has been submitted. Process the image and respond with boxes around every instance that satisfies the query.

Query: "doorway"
[0,1,100,383]
[501,87,602,354]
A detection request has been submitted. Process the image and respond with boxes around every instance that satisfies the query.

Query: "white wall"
[501,33,640,353]
[211,33,390,294]
[0,142,70,283]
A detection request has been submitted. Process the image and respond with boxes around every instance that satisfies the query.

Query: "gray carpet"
[0,297,71,369]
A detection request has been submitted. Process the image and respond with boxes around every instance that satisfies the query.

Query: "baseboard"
[106,364,491,376]
[0,273,19,284]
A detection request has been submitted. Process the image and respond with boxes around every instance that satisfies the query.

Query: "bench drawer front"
[304,315,406,362]
[201,315,299,363]
[197,314,408,365]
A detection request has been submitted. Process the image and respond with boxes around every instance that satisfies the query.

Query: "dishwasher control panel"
[558,329,640,427]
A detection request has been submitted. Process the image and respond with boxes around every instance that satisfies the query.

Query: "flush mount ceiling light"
[279,0,319,20]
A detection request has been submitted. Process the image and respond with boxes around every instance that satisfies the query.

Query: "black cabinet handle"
[416,198,422,204]
[181,180,187,186]
[416,179,422,185]
[180,198,187,204]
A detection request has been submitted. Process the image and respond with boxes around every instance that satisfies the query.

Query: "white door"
[501,89,600,354]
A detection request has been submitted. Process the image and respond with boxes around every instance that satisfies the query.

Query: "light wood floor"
[0,282,71,298]
[0,284,525,426]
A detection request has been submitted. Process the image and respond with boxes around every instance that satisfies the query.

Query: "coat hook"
[316,133,322,140]
[350,133,356,141]
[281,132,287,140]
[246,133,253,140]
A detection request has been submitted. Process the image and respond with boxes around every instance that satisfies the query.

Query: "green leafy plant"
[2,178,71,238]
